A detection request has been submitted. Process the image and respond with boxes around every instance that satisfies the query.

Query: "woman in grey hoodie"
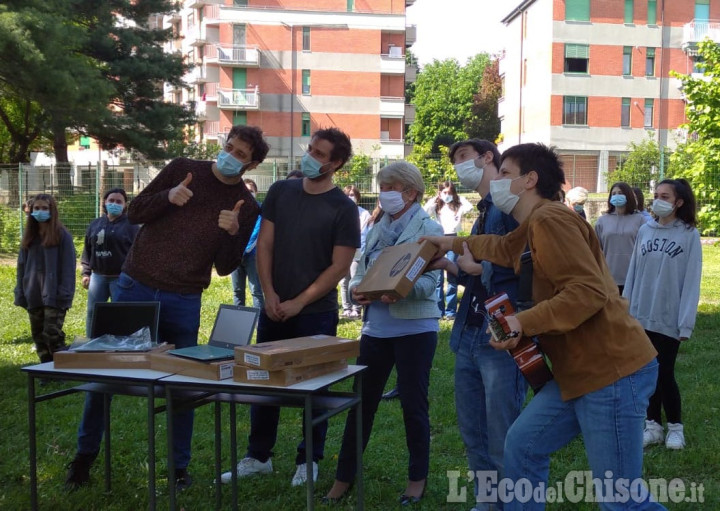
[623,178,702,451]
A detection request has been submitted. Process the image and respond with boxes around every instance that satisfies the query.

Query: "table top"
[21,362,173,381]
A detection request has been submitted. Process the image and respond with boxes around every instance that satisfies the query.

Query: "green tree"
[610,135,662,189]
[671,38,720,234]
[408,54,490,149]
[465,58,502,142]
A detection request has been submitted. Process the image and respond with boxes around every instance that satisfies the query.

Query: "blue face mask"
[301,152,326,179]
[31,210,51,223]
[217,150,249,177]
[106,203,124,216]
[610,194,627,207]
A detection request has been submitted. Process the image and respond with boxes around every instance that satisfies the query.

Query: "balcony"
[201,82,218,101]
[406,0,416,5]
[204,121,220,139]
[380,96,405,118]
[682,20,720,55]
[188,64,209,84]
[206,44,260,67]
[217,87,260,110]
[405,25,417,46]
[404,103,415,124]
[405,61,417,82]
[188,25,207,47]
[381,48,405,74]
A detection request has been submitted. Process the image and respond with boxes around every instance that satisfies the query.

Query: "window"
[695,0,710,22]
[233,0,248,5]
[302,69,311,95]
[301,113,311,136]
[80,136,91,149]
[302,27,310,51]
[623,46,633,76]
[233,111,247,126]
[347,0,354,12]
[624,0,634,23]
[563,96,588,125]
[566,0,590,21]
[621,98,631,127]
[564,44,589,73]
[646,48,655,76]
[648,0,657,24]
[644,99,654,127]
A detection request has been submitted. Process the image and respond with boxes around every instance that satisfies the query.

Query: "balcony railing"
[682,20,720,52]
[217,87,260,110]
[380,96,405,117]
[406,25,417,46]
[204,121,220,138]
[404,103,415,123]
[206,44,260,67]
[381,50,406,74]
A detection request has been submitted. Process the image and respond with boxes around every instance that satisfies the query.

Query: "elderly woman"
[323,161,443,505]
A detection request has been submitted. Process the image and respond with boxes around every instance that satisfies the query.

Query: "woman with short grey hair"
[376,161,425,203]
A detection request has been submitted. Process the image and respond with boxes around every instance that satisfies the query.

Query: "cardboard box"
[235,335,359,371]
[234,359,348,386]
[149,351,235,380]
[53,343,174,369]
[354,240,436,300]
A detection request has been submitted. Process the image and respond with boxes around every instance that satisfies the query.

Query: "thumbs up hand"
[218,199,245,235]
[169,173,194,206]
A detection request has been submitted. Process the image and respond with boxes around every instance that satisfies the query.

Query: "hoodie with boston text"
[623,218,702,340]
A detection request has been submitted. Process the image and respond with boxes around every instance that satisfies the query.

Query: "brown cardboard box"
[235,335,359,371]
[354,240,436,300]
[149,352,235,380]
[234,359,348,386]
[53,343,174,369]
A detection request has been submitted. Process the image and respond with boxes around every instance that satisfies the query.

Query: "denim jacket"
[449,195,519,352]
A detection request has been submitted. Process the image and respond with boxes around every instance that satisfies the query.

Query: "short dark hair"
[243,178,258,193]
[312,127,352,169]
[632,186,646,212]
[102,188,128,214]
[657,178,697,227]
[500,143,565,200]
[227,125,270,163]
[448,139,501,169]
[286,170,304,179]
[607,182,637,214]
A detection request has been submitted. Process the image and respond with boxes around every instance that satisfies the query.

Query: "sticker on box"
[219,363,234,380]
[244,353,261,366]
[404,256,427,281]
[246,370,270,381]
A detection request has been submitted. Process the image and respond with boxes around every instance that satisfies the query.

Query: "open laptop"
[70,301,161,352]
[169,304,260,362]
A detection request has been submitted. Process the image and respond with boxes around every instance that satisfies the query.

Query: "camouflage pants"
[27,307,68,362]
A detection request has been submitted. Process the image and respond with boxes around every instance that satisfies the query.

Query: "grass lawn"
[1,246,719,510]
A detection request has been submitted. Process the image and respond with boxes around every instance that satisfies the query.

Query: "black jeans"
[334,331,437,483]
[646,330,682,424]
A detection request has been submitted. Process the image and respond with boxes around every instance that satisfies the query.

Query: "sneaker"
[65,452,96,491]
[665,422,686,450]
[175,468,193,491]
[291,462,318,487]
[348,310,360,319]
[220,457,273,484]
[642,420,664,448]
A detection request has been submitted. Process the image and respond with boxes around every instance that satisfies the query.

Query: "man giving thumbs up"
[66,125,268,493]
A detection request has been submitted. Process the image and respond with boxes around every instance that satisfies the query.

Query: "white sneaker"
[665,422,686,450]
[642,420,664,448]
[291,462,318,487]
[220,457,273,484]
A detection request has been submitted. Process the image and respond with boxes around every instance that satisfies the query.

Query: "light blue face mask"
[31,210,51,223]
[610,194,627,207]
[301,152,326,179]
[106,203,124,216]
[217,150,249,177]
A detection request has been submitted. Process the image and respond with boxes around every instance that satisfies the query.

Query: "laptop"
[169,304,260,362]
[70,301,161,352]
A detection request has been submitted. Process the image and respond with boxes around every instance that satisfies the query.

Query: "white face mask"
[652,199,675,218]
[453,159,484,191]
[379,190,406,215]
[490,177,522,215]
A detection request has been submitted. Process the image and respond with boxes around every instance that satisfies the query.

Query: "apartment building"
[498,0,712,192]
[163,0,417,161]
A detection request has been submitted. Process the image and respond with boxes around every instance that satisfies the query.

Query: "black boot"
[65,452,97,491]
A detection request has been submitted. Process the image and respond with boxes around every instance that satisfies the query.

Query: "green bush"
[0,204,22,254]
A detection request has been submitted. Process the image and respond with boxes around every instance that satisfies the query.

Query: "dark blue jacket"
[449,194,519,352]
[81,214,139,277]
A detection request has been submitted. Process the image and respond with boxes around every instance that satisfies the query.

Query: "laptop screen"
[208,305,260,350]
[90,301,161,343]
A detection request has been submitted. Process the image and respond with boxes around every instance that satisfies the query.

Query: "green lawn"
[1,246,719,510]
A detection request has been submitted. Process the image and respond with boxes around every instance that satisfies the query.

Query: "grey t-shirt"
[262,178,360,314]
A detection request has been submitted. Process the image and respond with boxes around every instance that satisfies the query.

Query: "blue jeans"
[502,360,664,511]
[76,272,201,470]
[85,273,119,336]
[436,250,458,317]
[246,310,338,465]
[455,326,527,510]
[230,252,264,309]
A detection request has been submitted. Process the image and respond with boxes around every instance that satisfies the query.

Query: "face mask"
[652,199,675,218]
[217,150,249,177]
[31,210,51,223]
[610,194,627,207]
[301,152,326,179]
[348,195,358,204]
[489,177,523,215]
[106,203,124,216]
[441,193,453,204]
[453,159,484,191]
[379,191,406,215]
[573,204,584,213]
